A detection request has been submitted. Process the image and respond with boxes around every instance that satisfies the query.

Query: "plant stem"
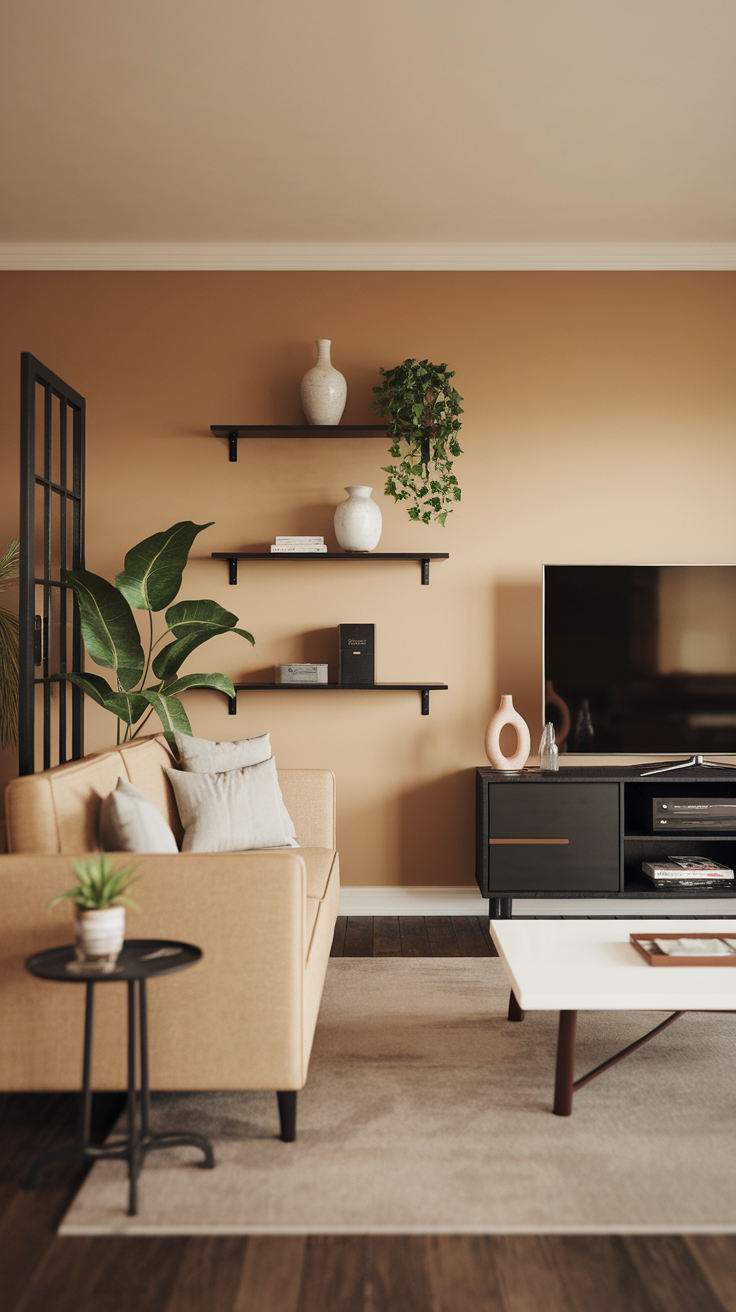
[140,608,154,687]
[130,707,155,739]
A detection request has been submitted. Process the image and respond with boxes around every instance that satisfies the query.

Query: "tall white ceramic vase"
[300,339,347,426]
[484,694,531,771]
[334,486,382,552]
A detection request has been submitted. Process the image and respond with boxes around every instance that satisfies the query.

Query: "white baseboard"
[338,886,736,918]
[339,886,488,916]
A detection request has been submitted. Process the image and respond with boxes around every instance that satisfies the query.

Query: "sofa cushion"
[120,736,184,845]
[165,757,299,853]
[100,778,179,854]
[172,729,296,842]
[173,729,271,773]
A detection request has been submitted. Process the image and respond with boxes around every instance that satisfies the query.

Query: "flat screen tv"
[543,565,736,756]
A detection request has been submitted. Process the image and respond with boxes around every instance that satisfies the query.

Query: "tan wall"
[0,271,734,882]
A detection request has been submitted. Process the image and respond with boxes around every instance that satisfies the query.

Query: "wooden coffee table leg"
[508,989,525,1022]
[553,1010,578,1116]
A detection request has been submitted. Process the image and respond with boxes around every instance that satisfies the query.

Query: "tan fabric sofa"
[1,735,339,1138]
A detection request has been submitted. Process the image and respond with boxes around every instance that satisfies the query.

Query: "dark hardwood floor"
[3,917,735,1312]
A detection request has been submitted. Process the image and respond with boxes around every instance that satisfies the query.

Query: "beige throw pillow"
[165,757,299,853]
[100,778,179,854]
[172,729,297,843]
[173,729,271,773]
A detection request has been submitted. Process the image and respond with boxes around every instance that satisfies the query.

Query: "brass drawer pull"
[489,838,570,845]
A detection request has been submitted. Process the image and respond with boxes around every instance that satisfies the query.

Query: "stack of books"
[270,536,327,554]
[641,855,735,888]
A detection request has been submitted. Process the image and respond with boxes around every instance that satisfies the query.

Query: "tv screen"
[543,565,736,755]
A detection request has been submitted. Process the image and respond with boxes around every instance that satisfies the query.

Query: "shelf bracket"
[228,431,238,463]
[421,558,430,585]
[421,689,430,715]
[228,558,238,586]
[228,694,237,715]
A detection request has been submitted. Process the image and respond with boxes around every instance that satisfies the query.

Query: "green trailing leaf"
[62,568,145,691]
[115,521,214,612]
[373,359,463,525]
[141,689,192,748]
[163,672,236,698]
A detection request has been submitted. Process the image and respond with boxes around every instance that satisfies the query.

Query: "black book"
[338,624,375,685]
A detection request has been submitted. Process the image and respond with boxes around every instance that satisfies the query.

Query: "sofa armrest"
[0,851,317,1092]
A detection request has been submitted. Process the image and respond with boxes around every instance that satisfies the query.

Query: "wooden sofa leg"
[277,1091,297,1142]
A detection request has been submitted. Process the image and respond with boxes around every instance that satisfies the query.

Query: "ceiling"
[1,0,735,246]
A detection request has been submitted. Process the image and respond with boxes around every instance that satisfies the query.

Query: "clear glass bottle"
[538,722,559,771]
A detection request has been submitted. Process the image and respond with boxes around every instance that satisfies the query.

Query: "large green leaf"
[152,627,255,681]
[62,569,145,692]
[163,672,235,698]
[141,689,192,748]
[152,599,254,682]
[164,598,244,636]
[54,672,148,725]
[114,522,214,612]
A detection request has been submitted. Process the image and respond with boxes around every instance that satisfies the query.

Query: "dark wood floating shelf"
[227,681,448,716]
[211,551,449,585]
[210,425,388,462]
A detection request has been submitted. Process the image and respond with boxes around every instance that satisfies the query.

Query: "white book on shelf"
[275,536,325,545]
[270,544,327,553]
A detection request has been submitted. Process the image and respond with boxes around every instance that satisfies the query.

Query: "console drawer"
[487,782,620,893]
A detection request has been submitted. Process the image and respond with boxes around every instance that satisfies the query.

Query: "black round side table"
[24,939,215,1216]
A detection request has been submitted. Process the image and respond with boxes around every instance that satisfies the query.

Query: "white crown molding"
[1,242,735,271]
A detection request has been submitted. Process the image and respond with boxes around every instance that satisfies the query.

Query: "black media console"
[475,765,736,918]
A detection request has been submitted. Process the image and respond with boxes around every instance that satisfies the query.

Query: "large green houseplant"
[372,359,463,526]
[57,521,254,749]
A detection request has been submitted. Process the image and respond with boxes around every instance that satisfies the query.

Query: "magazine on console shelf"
[642,854,734,887]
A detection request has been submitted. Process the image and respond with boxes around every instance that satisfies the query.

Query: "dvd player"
[653,797,736,831]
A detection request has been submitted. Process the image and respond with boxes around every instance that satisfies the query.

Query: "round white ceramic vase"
[334,486,382,552]
[300,339,347,426]
[74,905,126,972]
[484,694,531,771]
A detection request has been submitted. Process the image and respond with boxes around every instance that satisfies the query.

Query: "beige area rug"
[61,958,736,1235]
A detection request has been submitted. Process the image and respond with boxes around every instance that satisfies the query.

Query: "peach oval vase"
[484,694,531,772]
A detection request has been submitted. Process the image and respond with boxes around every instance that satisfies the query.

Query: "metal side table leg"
[553,1010,578,1116]
[25,980,96,1188]
[136,976,215,1172]
[127,979,139,1216]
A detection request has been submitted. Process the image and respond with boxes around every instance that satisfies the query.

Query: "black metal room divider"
[19,354,86,775]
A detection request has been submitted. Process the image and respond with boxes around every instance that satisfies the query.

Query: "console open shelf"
[210,425,388,462]
[227,681,448,716]
[211,551,449,585]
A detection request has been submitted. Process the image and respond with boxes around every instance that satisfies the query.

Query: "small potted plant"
[49,855,140,972]
[372,359,463,525]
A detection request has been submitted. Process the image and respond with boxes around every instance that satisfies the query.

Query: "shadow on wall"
[299,628,338,678]
[493,582,543,754]
[398,768,476,887]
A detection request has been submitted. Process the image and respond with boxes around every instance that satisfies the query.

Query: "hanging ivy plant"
[372,359,463,526]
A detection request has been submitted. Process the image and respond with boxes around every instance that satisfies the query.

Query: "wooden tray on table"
[631,932,736,967]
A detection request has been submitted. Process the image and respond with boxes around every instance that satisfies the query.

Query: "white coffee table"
[489,919,736,1117]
